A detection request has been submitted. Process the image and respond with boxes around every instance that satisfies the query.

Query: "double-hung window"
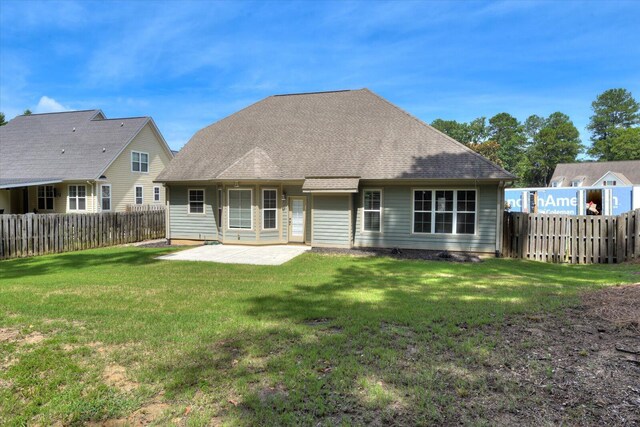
[228,189,252,229]
[68,185,86,211]
[413,190,476,235]
[413,190,432,233]
[456,190,476,234]
[37,185,54,210]
[101,184,112,211]
[135,186,143,205]
[363,190,382,232]
[434,190,454,233]
[131,151,149,172]
[188,189,204,214]
[262,189,277,230]
[153,186,161,202]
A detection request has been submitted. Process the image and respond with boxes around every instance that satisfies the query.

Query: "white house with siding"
[156,89,515,254]
[0,110,173,214]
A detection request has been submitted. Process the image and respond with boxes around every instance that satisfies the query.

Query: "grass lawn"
[0,247,637,426]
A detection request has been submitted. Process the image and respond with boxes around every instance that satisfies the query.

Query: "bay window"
[228,189,252,229]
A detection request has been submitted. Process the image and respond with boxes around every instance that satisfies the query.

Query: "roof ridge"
[96,116,149,121]
[272,89,354,97]
[363,89,515,179]
[19,109,99,116]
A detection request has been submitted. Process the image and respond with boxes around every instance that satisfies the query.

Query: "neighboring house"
[506,160,640,216]
[549,160,640,187]
[156,89,514,254]
[0,110,173,214]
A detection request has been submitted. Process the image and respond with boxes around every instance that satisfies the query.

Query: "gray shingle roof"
[157,89,513,182]
[302,177,360,192]
[0,110,150,182]
[550,161,640,186]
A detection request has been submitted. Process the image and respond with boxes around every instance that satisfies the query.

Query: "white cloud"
[34,96,69,113]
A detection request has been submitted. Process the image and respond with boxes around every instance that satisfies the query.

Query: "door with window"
[288,197,306,243]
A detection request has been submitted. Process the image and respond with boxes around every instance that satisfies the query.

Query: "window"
[101,184,111,211]
[228,189,252,229]
[456,190,476,234]
[217,188,223,228]
[413,190,432,233]
[603,180,617,186]
[153,186,161,202]
[571,179,582,187]
[68,185,86,211]
[188,189,204,214]
[131,151,149,173]
[135,186,143,205]
[413,190,476,235]
[37,185,54,210]
[262,189,277,230]
[363,190,382,232]
[434,190,454,234]
[551,181,559,187]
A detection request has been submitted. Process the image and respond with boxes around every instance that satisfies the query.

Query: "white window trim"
[227,188,253,230]
[362,188,383,233]
[135,185,144,205]
[131,150,149,173]
[100,184,112,212]
[217,188,223,230]
[262,188,278,230]
[411,189,478,236]
[188,188,205,215]
[603,180,617,186]
[68,184,87,212]
[153,186,161,202]
[570,179,583,187]
[37,185,55,212]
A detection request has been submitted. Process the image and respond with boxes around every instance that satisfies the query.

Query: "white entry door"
[288,197,305,243]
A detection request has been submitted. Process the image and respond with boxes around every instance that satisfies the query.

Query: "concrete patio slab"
[156,244,311,265]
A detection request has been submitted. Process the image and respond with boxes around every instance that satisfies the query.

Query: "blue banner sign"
[505,187,633,215]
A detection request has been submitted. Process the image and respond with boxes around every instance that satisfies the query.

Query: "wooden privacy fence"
[0,210,165,260]
[502,209,640,264]
[126,204,166,212]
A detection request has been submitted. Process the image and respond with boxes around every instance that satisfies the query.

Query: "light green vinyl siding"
[312,195,351,247]
[353,184,498,253]
[168,185,218,240]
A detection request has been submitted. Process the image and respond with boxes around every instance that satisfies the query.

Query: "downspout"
[87,181,96,212]
[495,181,506,257]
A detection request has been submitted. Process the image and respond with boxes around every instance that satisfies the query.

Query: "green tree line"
[431,88,640,186]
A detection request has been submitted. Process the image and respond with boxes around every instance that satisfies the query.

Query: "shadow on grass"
[149,256,630,424]
[0,246,177,279]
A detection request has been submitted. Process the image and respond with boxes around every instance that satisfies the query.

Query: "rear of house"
[156,89,514,254]
[0,110,173,214]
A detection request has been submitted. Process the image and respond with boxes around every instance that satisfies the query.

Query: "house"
[156,89,514,254]
[0,110,173,214]
[549,160,640,188]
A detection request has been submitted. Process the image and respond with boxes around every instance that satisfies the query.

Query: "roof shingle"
[157,89,513,182]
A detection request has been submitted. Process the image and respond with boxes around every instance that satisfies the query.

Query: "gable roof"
[550,161,640,186]
[0,110,170,184]
[157,89,514,182]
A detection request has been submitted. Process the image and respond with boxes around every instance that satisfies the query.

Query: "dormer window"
[570,179,582,187]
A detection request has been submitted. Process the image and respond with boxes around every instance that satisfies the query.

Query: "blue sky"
[1,0,639,152]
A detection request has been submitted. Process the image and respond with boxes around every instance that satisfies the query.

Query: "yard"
[1,247,638,426]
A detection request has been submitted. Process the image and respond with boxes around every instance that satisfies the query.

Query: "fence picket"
[0,210,165,260]
[502,209,639,264]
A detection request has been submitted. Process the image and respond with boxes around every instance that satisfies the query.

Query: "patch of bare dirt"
[0,328,20,342]
[468,283,640,426]
[103,364,139,392]
[0,328,47,345]
[86,400,170,426]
